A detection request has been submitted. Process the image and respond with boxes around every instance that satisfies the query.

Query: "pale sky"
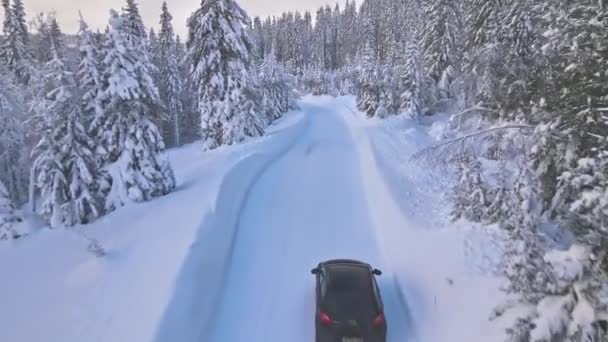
[2,0,353,38]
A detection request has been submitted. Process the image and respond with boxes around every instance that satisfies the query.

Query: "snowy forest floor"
[0,96,512,342]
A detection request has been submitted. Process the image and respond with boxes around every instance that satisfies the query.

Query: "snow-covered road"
[1,97,506,342]
[206,101,413,342]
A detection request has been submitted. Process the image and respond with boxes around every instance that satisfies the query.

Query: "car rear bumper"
[316,325,386,342]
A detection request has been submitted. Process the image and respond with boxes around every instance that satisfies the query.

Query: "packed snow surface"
[204,98,413,342]
[0,96,507,342]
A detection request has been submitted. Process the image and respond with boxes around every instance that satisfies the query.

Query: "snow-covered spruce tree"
[484,170,511,225]
[257,52,298,123]
[356,43,381,117]
[32,14,64,63]
[341,0,358,65]
[77,16,103,125]
[185,0,265,149]
[148,28,158,55]
[31,39,103,228]
[450,155,490,223]
[122,0,147,42]
[0,0,30,84]
[156,2,184,147]
[400,38,424,118]
[1,0,10,33]
[377,64,401,117]
[533,0,608,226]
[421,0,461,96]
[299,66,325,95]
[460,0,516,118]
[0,179,22,240]
[569,149,608,247]
[93,10,175,211]
[490,163,556,341]
[174,34,199,143]
[493,156,608,341]
[535,244,608,342]
[502,223,608,341]
[147,27,168,135]
[0,64,27,204]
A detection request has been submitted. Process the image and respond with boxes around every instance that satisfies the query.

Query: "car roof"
[319,259,372,268]
[325,264,373,287]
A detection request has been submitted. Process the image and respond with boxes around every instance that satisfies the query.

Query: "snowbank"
[0,110,307,342]
[335,96,508,342]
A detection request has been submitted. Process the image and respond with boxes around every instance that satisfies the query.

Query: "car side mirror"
[311,268,320,275]
[372,269,382,276]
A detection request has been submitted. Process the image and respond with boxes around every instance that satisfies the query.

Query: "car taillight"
[319,310,333,326]
[373,313,385,327]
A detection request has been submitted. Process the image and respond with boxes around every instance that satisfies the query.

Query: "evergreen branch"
[412,125,534,166]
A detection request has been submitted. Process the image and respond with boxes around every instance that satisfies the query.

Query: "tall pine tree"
[77,16,103,125]
[186,0,265,149]
[93,10,175,211]
[31,37,103,227]
[157,2,184,147]
[1,0,30,84]
[0,63,26,204]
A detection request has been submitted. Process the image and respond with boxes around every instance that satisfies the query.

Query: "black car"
[311,259,387,342]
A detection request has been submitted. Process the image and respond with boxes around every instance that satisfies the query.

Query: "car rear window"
[322,265,377,319]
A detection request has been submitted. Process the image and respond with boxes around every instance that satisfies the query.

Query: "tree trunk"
[29,167,36,213]
[173,108,180,147]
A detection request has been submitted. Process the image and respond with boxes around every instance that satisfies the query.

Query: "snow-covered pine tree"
[378,63,401,116]
[77,16,103,125]
[312,6,329,70]
[0,179,22,240]
[250,16,265,60]
[484,173,511,225]
[31,38,103,227]
[94,10,175,210]
[502,222,608,341]
[32,14,64,63]
[257,52,298,122]
[148,28,158,53]
[421,0,461,94]
[122,0,147,42]
[536,0,608,228]
[156,1,184,147]
[174,34,199,143]
[463,0,501,54]
[185,0,265,149]
[341,0,358,63]
[533,244,608,342]
[0,65,27,205]
[302,11,314,69]
[0,0,30,84]
[147,27,169,136]
[450,155,489,223]
[258,54,284,123]
[400,38,424,118]
[329,4,341,70]
[460,0,505,113]
[1,0,10,34]
[10,0,25,38]
[356,43,380,117]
